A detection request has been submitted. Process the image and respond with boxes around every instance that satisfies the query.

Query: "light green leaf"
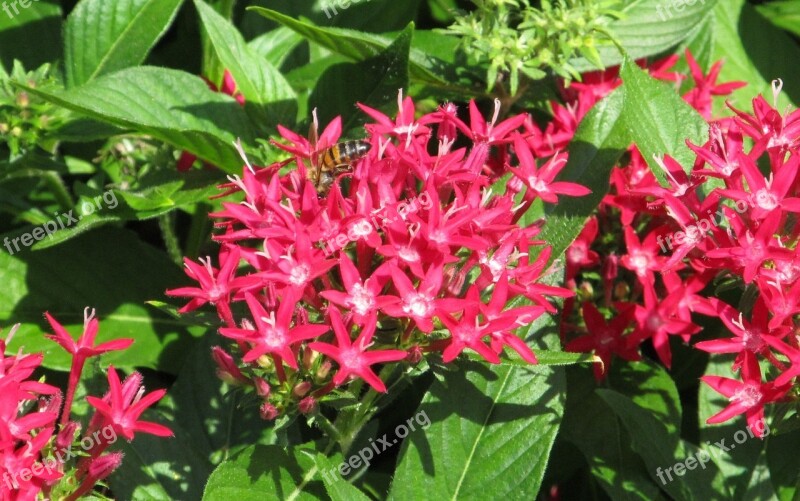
[203,445,327,500]
[64,0,184,87]
[389,360,565,499]
[618,56,708,186]
[536,86,629,261]
[572,0,718,71]
[710,0,800,108]
[19,66,257,173]
[194,0,297,127]
[248,26,305,69]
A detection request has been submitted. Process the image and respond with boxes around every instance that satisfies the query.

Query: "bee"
[311,140,371,194]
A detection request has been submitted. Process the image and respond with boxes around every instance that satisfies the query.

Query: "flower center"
[350,220,373,238]
[629,252,651,274]
[731,383,762,408]
[398,247,420,263]
[207,285,223,302]
[753,189,778,210]
[289,264,310,286]
[403,293,433,318]
[348,284,376,316]
[340,348,363,371]
[528,176,548,193]
[569,244,587,264]
[263,327,286,349]
[742,330,764,352]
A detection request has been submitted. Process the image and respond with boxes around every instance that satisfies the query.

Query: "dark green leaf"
[536,86,628,261]
[0,1,62,69]
[618,56,708,185]
[0,226,200,373]
[757,0,800,37]
[309,24,411,133]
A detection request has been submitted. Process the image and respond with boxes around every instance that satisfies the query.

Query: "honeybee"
[311,140,371,194]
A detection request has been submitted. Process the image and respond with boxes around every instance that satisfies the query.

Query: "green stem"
[42,172,72,210]
[185,203,211,259]
[159,213,183,266]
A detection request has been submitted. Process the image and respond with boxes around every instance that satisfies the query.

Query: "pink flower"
[86,366,173,442]
[45,308,133,425]
[701,354,789,437]
[308,310,406,393]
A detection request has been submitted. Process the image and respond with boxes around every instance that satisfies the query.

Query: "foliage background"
[1,0,799,499]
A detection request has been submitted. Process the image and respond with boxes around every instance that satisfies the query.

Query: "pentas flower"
[167,246,262,326]
[701,354,789,438]
[168,92,587,420]
[0,311,171,499]
[308,310,406,393]
[45,308,133,425]
[219,291,329,366]
[86,365,173,443]
[561,49,800,435]
[565,303,638,380]
[509,136,591,204]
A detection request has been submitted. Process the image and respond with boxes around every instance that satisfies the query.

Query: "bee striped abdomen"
[320,140,371,171]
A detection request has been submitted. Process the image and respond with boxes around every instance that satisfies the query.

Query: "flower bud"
[292,381,311,398]
[253,377,270,398]
[259,402,279,421]
[316,360,332,381]
[298,397,317,414]
[406,345,423,365]
[211,346,248,385]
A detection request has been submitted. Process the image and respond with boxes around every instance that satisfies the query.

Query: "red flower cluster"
[168,92,590,417]
[562,51,799,437]
[0,310,170,500]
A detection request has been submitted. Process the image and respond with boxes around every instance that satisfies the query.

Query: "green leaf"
[710,0,800,108]
[572,0,718,71]
[112,332,276,500]
[30,170,223,250]
[0,226,200,373]
[465,350,598,367]
[618,56,708,185]
[536,86,629,261]
[561,367,660,500]
[194,0,297,127]
[19,66,257,173]
[757,0,800,37]
[389,360,565,499]
[313,453,372,501]
[248,26,305,69]
[598,388,726,500]
[309,24,411,133]
[0,1,62,69]
[64,0,184,87]
[248,7,475,96]
[203,445,327,500]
